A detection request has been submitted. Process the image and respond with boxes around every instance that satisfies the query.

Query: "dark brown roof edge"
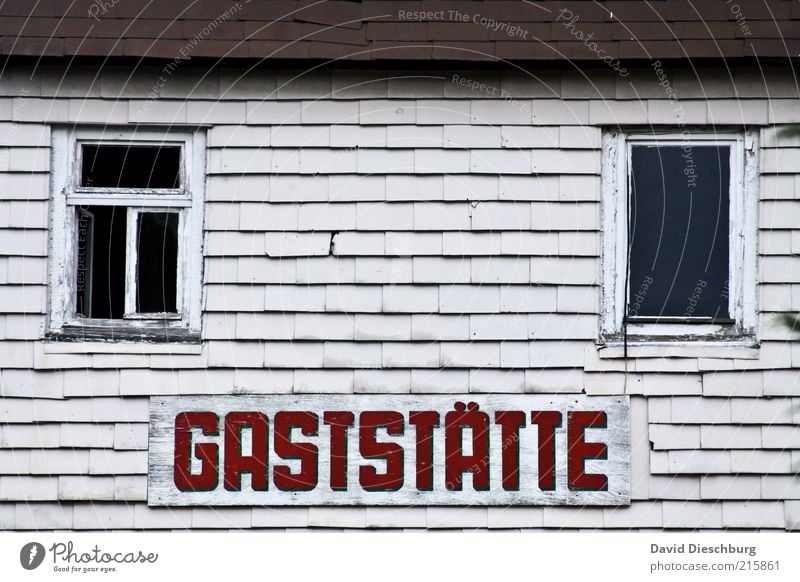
[0,0,798,63]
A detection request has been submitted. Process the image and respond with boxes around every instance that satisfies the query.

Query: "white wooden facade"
[0,63,798,530]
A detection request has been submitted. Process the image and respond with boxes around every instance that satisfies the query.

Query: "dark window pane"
[75,205,126,319]
[81,145,181,189]
[627,145,730,321]
[136,212,179,314]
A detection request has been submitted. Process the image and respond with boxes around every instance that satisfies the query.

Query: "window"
[49,128,205,342]
[601,130,758,344]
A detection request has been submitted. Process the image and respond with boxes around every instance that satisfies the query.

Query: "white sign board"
[148,395,630,506]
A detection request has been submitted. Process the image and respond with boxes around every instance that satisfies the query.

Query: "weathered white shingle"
[440,341,501,367]
[470,314,528,340]
[410,369,468,393]
[413,257,470,283]
[88,450,147,475]
[661,501,722,528]
[385,232,442,255]
[445,125,501,148]
[439,284,499,313]
[410,314,469,341]
[730,451,792,473]
[383,342,440,368]
[296,257,355,284]
[355,314,411,341]
[416,99,470,124]
[650,424,701,450]
[383,285,438,313]
[14,502,72,529]
[500,286,558,313]
[700,425,762,449]
[355,257,412,283]
[235,313,294,340]
[0,476,58,500]
[59,476,115,501]
[264,284,324,312]
[354,369,410,393]
[29,450,90,475]
[326,284,382,313]
[387,175,443,201]
[471,149,533,174]
[356,202,414,230]
[324,342,382,368]
[722,501,785,528]
[295,313,355,340]
[471,100,532,125]
[293,370,354,393]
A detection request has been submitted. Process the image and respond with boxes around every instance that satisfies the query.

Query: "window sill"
[596,339,759,360]
[42,340,202,355]
[45,324,201,354]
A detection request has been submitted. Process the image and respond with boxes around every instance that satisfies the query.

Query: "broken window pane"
[627,145,730,322]
[81,144,181,189]
[136,212,179,314]
[74,205,127,319]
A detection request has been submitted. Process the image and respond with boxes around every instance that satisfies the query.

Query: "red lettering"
[444,402,490,491]
[359,411,404,491]
[174,411,219,491]
[323,411,354,490]
[224,412,269,491]
[531,411,562,491]
[409,411,439,491]
[273,411,318,491]
[494,411,525,491]
[567,411,608,491]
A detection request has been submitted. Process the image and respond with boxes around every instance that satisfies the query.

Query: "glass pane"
[136,212,179,314]
[628,145,730,321]
[75,205,127,319]
[81,144,181,189]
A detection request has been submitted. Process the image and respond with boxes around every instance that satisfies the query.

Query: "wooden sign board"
[148,394,630,506]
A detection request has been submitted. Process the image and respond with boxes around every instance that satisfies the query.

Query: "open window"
[49,128,205,342]
[601,130,758,344]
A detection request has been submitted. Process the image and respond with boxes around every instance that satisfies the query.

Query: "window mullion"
[176,210,186,321]
[67,194,190,207]
[124,207,139,317]
[728,142,740,328]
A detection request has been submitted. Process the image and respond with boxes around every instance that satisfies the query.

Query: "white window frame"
[600,129,758,344]
[48,127,205,340]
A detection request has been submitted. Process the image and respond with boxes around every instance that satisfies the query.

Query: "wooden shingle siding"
[0,62,798,529]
